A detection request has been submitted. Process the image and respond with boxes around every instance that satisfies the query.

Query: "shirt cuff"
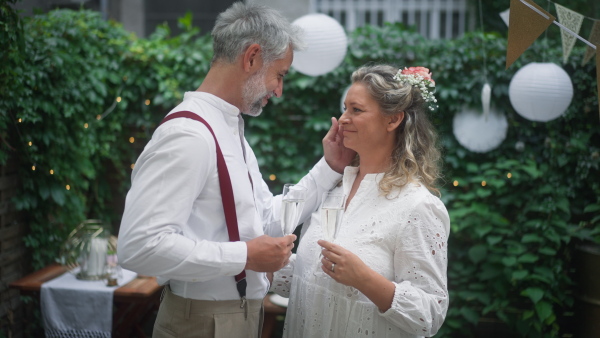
[219,241,248,276]
[311,157,343,190]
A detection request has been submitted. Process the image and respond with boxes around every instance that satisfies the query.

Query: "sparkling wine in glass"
[315,191,346,277]
[281,184,307,235]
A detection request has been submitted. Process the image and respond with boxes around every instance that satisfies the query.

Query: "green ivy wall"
[1,8,599,337]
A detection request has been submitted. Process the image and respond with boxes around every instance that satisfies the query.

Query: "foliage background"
[1,3,599,337]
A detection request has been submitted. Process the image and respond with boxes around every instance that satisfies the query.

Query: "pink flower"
[401,67,435,85]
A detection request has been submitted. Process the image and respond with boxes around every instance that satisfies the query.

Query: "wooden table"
[9,264,162,338]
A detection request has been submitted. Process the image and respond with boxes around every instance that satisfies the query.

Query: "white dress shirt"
[271,167,450,337]
[118,92,342,301]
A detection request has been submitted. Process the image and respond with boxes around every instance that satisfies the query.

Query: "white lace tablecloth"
[41,268,137,338]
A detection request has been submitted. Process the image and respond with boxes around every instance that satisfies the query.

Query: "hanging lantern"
[292,14,348,77]
[508,62,573,122]
[453,107,508,153]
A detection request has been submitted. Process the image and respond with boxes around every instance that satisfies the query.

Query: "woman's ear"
[387,112,405,132]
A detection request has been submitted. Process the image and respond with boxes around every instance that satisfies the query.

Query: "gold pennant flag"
[583,20,600,65]
[555,4,584,64]
[506,0,555,69]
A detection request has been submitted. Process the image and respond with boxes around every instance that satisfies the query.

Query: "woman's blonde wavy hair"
[350,64,443,196]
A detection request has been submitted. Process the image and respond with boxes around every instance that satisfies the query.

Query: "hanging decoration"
[453,107,508,153]
[506,0,599,119]
[583,20,600,65]
[500,8,510,27]
[481,83,492,117]
[555,4,584,64]
[506,0,555,69]
[509,62,573,122]
[291,14,348,77]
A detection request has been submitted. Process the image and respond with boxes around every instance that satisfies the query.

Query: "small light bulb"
[129,137,135,143]
[28,141,32,146]
[507,173,512,178]
[32,165,36,171]
[18,118,22,123]
[96,115,101,120]
[145,99,151,105]
[116,97,122,103]
[50,169,54,175]
[66,185,71,190]
[130,163,135,169]
[481,181,487,187]
[269,174,276,181]
[453,180,458,187]
[84,123,89,128]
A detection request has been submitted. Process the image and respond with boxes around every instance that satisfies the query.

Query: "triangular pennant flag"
[499,8,510,27]
[506,0,555,69]
[555,4,584,64]
[583,20,600,65]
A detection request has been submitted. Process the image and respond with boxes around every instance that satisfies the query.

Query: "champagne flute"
[281,184,307,235]
[315,191,346,277]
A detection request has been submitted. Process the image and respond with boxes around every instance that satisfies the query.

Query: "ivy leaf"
[518,253,539,263]
[468,244,487,264]
[50,185,66,206]
[521,287,544,304]
[535,301,553,322]
[512,270,529,280]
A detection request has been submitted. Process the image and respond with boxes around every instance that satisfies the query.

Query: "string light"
[28,141,32,146]
[32,165,36,171]
[453,180,459,187]
[116,97,122,103]
[507,172,512,178]
[84,123,89,128]
[130,163,135,169]
[66,185,71,190]
[129,137,135,143]
[481,181,487,187]
[96,115,101,120]
[269,174,276,181]
[145,99,151,105]
[50,169,54,175]
[18,118,22,123]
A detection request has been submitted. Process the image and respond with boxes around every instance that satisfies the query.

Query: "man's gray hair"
[212,2,305,65]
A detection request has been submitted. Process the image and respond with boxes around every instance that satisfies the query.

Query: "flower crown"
[393,67,438,111]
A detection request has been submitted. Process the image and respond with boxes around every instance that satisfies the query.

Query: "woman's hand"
[322,117,356,173]
[317,240,370,288]
[318,239,396,312]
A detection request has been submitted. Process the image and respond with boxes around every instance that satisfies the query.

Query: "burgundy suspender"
[159,111,247,303]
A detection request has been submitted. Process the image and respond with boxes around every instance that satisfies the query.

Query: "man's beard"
[242,68,269,117]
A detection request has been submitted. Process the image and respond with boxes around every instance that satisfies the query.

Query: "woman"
[271,64,450,337]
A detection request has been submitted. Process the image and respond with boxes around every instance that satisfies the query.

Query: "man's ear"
[387,112,405,132]
[242,43,262,73]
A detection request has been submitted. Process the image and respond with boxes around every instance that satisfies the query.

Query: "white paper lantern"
[453,108,508,153]
[508,62,573,122]
[292,14,348,77]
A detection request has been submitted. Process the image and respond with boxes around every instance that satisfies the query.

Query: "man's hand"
[323,117,356,173]
[245,234,296,272]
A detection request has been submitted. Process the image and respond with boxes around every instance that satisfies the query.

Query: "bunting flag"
[499,8,510,27]
[555,4,584,64]
[506,0,555,69]
[583,20,600,65]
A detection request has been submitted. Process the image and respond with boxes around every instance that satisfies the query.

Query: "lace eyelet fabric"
[271,173,450,338]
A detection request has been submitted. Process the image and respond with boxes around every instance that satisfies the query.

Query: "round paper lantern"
[292,14,347,76]
[453,107,508,153]
[508,62,573,122]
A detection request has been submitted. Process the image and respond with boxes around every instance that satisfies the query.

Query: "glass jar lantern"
[60,220,115,280]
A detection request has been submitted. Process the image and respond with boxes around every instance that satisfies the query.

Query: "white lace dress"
[271,167,450,338]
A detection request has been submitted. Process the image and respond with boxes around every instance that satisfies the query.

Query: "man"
[117,2,354,338]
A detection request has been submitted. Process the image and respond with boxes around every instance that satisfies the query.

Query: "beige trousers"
[153,286,264,338]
